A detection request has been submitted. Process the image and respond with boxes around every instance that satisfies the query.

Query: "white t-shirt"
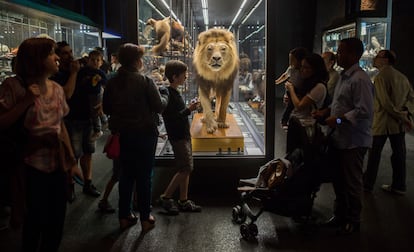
[291,82,326,120]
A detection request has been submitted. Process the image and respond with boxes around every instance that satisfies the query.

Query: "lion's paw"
[205,120,218,133]
[206,126,217,134]
[217,122,229,129]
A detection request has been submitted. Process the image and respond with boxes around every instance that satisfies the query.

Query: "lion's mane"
[193,29,239,82]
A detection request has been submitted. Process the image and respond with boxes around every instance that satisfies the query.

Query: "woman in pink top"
[0,37,70,252]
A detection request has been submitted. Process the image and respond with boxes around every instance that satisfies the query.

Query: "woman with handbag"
[0,37,74,251]
[103,43,168,232]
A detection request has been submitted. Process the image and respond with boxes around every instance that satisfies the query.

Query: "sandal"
[119,214,138,231]
[141,215,155,232]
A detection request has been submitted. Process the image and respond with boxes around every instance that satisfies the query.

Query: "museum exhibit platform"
[190,113,244,152]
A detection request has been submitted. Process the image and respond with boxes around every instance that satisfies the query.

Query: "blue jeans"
[65,120,95,158]
[118,131,157,221]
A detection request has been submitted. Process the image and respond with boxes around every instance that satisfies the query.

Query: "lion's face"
[205,42,231,71]
[193,29,239,82]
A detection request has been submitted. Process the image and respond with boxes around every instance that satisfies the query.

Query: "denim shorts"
[65,120,96,158]
[170,139,193,172]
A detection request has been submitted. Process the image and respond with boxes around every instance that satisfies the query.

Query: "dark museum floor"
[1,105,413,252]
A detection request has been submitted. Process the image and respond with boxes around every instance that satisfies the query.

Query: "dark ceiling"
[147,0,265,29]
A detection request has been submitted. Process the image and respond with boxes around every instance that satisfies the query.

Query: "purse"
[103,133,120,159]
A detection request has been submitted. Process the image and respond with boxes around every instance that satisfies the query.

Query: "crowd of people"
[0,37,203,251]
[278,37,414,235]
[0,34,413,251]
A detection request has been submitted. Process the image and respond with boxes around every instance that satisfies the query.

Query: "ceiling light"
[201,0,209,30]
[241,0,263,25]
[228,0,248,31]
[161,0,181,24]
[145,0,166,18]
[239,25,264,43]
[145,0,182,24]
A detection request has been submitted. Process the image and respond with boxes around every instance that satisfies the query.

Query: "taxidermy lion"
[144,17,191,55]
[193,28,239,133]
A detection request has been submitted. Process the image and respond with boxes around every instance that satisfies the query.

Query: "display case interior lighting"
[239,24,264,43]
[228,0,247,31]
[240,0,262,25]
[201,0,209,30]
[161,0,181,24]
[145,0,166,19]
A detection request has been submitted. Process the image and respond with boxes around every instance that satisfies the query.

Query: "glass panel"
[359,20,387,80]
[0,1,100,84]
[322,23,356,53]
[140,0,266,157]
[322,19,389,80]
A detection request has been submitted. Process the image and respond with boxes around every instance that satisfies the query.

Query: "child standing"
[275,47,308,130]
[159,60,201,215]
[79,50,107,141]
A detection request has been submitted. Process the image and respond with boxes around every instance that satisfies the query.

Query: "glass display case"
[359,19,388,79]
[322,18,389,79]
[138,0,266,157]
[322,23,356,53]
[0,1,101,84]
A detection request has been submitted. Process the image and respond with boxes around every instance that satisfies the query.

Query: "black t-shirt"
[162,86,191,141]
[66,66,106,120]
[50,69,70,88]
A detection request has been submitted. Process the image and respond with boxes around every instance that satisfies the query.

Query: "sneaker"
[83,184,101,197]
[98,200,116,213]
[177,199,202,212]
[159,196,179,215]
[73,175,84,186]
[381,184,406,195]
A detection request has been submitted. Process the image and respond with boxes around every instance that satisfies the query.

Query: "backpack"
[0,77,28,166]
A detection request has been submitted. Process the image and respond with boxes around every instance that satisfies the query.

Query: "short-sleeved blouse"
[290,82,326,120]
[0,77,69,172]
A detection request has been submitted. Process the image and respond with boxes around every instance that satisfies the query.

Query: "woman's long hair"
[302,53,329,94]
[14,37,56,87]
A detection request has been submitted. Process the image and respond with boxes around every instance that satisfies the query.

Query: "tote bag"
[103,133,120,159]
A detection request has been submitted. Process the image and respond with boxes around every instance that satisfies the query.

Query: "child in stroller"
[232,121,329,240]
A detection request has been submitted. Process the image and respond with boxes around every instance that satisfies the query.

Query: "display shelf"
[190,113,244,152]
[155,102,265,157]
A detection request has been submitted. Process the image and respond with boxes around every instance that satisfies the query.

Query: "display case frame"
[139,0,268,162]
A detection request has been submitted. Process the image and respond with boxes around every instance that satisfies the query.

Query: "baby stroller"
[232,119,329,240]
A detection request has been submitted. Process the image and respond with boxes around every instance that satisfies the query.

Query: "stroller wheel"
[240,223,258,240]
[232,205,247,224]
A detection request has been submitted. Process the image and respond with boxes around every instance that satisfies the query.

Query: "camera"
[190,97,199,104]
